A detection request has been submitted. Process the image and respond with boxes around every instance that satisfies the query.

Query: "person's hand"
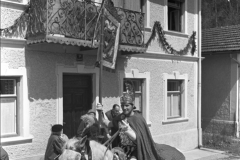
[120,120,129,132]
[96,103,103,111]
[107,133,111,139]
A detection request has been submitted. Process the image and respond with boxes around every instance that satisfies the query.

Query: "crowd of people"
[43,92,185,160]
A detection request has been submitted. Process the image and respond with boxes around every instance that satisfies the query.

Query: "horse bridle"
[79,139,92,160]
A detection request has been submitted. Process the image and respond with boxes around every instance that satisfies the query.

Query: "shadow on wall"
[25,46,133,101]
[201,54,233,136]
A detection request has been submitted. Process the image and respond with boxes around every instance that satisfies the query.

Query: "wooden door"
[63,74,92,138]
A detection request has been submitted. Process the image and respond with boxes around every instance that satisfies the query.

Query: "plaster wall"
[1,0,199,159]
[145,0,197,54]
[202,54,236,136]
[1,43,197,159]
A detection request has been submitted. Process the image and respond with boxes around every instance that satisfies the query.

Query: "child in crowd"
[44,124,68,160]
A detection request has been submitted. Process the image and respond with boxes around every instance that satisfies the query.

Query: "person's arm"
[53,138,65,155]
[121,120,137,141]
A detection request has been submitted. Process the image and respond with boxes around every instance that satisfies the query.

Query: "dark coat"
[105,110,114,121]
[113,111,185,160]
[44,132,65,160]
[105,110,121,148]
[1,147,9,160]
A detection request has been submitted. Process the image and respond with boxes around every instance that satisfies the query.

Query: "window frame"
[167,80,183,119]
[0,77,20,138]
[119,69,151,125]
[164,0,188,34]
[163,71,188,124]
[123,78,144,112]
[1,63,33,146]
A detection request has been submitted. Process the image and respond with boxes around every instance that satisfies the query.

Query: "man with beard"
[97,93,185,160]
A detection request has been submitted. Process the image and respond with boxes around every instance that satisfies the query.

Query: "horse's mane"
[90,140,113,160]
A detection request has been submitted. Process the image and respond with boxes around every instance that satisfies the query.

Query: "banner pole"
[99,7,104,104]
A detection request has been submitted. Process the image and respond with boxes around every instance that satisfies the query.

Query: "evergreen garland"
[145,21,196,56]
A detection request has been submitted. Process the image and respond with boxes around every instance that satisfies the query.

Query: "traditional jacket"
[44,132,66,160]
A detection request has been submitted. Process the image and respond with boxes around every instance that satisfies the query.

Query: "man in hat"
[98,93,186,160]
[44,124,68,160]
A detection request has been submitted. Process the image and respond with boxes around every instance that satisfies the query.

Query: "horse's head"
[65,136,89,153]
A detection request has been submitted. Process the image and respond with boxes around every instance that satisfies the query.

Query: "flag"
[94,0,121,70]
[102,7,120,69]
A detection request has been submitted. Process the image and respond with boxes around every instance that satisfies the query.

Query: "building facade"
[1,0,201,159]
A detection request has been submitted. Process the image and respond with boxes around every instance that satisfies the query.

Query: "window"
[168,0,185,32]
[123,78,143,112]
[163,71,188,123]
[119,69,151,125]
[0,77,20,137]
[167,80,183,119]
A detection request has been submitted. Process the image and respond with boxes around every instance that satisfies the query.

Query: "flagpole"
[99,6,105,104]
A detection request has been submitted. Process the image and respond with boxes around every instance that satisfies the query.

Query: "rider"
[97,93,186,160]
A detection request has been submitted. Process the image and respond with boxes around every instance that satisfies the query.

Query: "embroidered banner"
[101,8,120,69]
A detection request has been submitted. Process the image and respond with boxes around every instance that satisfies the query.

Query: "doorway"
[63,74,92,138]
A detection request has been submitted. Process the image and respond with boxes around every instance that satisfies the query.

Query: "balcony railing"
[26,0,145,48]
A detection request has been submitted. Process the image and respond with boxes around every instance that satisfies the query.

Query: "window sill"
[145,26,152,32]
[162,118,189,125]
[164,30,189,38]
[1,135,34,146]
[0,0,28,10]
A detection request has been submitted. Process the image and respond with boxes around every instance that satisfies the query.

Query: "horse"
[58,136,119,160]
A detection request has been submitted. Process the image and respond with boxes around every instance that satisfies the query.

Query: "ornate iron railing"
[26,0,145,47]
[116,7,144,47]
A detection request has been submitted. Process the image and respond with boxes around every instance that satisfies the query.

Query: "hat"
[52,124,63,132]
[120,93,134,105]
[87,109,96,115]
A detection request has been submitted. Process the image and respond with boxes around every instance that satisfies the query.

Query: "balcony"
[23,0,146,52]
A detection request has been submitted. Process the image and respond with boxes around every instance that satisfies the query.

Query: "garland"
[145,21,196,56]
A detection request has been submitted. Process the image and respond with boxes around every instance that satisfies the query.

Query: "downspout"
[197,0,202,148]
[230,54,239,138]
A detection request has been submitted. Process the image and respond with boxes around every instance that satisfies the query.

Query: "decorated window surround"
[56,63,99,124]
[162,71,189,124]
[164,0,188,34]
[119,69,151,125]
[1,63,33,146]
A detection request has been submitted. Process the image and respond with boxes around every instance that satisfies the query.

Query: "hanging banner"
[102,8,120,69]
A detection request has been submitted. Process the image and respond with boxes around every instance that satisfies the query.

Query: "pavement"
[183,148,239,160]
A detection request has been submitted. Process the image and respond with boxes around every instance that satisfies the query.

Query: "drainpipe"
[230,54,239,138]
[197,0,202,148]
